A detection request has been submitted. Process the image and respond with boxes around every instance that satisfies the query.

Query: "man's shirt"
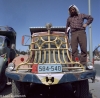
[66,13,93,33]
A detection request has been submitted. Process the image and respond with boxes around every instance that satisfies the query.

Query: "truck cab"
[0,26,16,92]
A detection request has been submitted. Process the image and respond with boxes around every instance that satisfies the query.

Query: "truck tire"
[0,72,7,92]
[0,64,7,92]
[72,79,89,98]
[12,80,30,98]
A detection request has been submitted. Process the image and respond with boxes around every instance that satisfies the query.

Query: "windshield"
[0,37,3,46]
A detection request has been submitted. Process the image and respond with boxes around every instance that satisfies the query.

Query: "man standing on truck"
[66,5,93,69]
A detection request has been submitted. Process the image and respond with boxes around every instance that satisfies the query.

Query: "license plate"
[38,64,62,73]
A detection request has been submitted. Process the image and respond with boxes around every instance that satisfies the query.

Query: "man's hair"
[69,6,76,11]
[68,5,80,15]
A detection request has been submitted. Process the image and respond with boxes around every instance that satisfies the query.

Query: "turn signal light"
[32,64,38,73]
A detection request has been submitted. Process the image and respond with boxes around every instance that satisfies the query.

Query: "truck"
[5,24,96,98]
[0,26,16,92]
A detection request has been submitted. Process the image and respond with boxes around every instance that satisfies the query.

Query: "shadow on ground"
[0,84,11,96]
[0,83,94,98]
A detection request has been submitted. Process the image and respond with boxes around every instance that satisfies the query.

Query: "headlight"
[8,63,15,71]
[87,62,94,70]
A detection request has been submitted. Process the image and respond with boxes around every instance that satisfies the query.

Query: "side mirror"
[22,36,24,45]
[21,35,31,46]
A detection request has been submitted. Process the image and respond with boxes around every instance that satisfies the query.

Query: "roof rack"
[30,26,66,34]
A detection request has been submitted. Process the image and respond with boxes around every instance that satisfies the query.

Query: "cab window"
[4,38,10,47]
[0,37,3,46]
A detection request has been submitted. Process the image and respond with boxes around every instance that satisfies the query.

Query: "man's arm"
[65,18,70,38]
[82,14,93,27]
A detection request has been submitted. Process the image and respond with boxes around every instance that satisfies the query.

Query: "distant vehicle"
[5,24,96,98]
[93,45,100,60]
[0,26,16,92]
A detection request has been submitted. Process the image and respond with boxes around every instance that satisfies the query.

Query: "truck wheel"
[72,79,89,98]
[0,66,7,92]
[12,80,30,98]
[0,74,7,92]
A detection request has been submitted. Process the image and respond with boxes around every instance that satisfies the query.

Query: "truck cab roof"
[30,26,66,35]
[0,26,16,45]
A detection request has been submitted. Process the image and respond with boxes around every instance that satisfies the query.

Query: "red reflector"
[32,64,38,73]
[75,57,79,61]
[20,58,24,62]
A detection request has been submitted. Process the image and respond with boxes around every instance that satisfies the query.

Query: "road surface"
[89,61,100,98]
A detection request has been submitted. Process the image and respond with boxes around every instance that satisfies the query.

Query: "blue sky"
[0,0,100,51]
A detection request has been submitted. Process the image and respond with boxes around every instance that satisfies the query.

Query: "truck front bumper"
[5,68,96,85]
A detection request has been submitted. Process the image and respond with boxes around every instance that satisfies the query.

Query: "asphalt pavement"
[89,61,100,98]
[94,61,100,76]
